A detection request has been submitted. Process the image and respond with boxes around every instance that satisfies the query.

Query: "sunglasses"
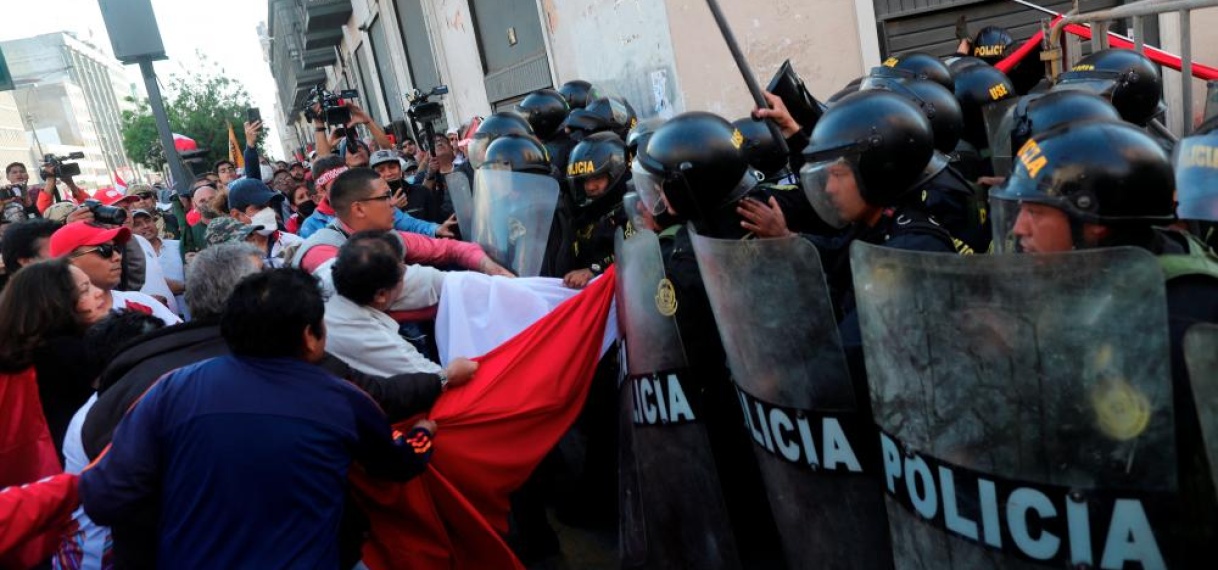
[70,243,120,259]
[137,192,155,200]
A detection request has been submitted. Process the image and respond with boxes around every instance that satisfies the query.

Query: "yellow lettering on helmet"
[883,57,899,68]
[988,83,1010,100]
[1017,139,1049,179]
[567,160,596,177]
[1183,144,1218,169]
[1072,64,1096,72]
[730,128,744,150]
[974,45,1006,57]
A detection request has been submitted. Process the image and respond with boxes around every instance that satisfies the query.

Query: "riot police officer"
[1052,48,1169,150]
[952,62,1017,180]
[629,111,787,567]
[516,88,576,175]
[563,132,629,289]
[557,79,597,110]
[989,119,1218,551]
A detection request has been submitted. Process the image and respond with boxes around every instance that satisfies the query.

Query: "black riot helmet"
[882,51,954,91]
[732,117,790,177]
[827,76,863,105]
[626,117,663,162]
[567,132,628,207]
[800,90,934,226]
[863,70,963,153]
[481,133,551,175]
[971,26,1015,65]
[516,89,570,141]
[563,96,637,140]
[1009,90,1122,153]
[990,120,1175,252]
[953,63,1017,149]
[557,80,598,110]
[468,112,535,169]
[1052,49,1164,126]
[633,111,755,225]
[946,55,989,75]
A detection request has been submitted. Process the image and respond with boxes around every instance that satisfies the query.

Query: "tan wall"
[663,0,871,118]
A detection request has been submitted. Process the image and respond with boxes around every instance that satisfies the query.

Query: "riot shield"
[613,228,742,570]
[446,171,474,237]
[983,98,1019,177]
[470,168,559,277]
[851,243,1178,569]
[1186,323,1218,497]
[690,231,893,569]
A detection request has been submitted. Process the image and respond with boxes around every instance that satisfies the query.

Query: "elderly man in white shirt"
[323,230,443,376]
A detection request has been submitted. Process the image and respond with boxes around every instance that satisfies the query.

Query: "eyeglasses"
[70,243,120,259]
[355,192,394,203]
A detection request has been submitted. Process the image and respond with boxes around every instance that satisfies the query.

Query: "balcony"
[303,27,344,51]
[302,0,352,34]
[294,67,327,93]
[301,47,336,69]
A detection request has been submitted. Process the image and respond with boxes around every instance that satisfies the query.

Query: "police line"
[717,383,1178,570]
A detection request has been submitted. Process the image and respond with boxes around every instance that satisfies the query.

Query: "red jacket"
[0,474,80,568]
[0,367,62,489]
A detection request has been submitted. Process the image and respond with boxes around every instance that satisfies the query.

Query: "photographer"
[35,159,91,216]
[310,95,392,158]
[4,163,38,218]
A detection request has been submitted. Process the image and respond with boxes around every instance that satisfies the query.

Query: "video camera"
[407,85,449,124]
[304,83,360,126]
[42,152,85,179]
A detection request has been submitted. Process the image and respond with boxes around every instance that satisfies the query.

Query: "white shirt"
[110,289,182,326]
[268,231,304,268]
[314,258,446,313]
[156,239,189,321]
[323,293,442,376]
[132,234,178,315]
[57,395,110,570]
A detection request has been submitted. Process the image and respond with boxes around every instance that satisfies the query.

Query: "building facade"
[264,0,1218,158]
[0,91,36,181]
[1,32,139,189]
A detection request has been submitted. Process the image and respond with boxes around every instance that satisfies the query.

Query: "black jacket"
[84,319,444,460]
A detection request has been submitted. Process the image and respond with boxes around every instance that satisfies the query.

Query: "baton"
[704,0,790,155]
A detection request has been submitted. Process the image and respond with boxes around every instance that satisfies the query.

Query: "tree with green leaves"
[121,55,265,172]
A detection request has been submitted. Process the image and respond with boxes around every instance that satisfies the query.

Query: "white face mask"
[250,207,278,236]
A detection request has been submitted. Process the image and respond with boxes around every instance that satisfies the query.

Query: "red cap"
[49,222,131,257]
[95,187,139,206]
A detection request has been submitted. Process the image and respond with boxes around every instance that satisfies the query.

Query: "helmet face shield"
[989,173,1077,254]
[1175,134,1218,222]
[468,135,492,169]
[799,156,861,229]
[632,161,669,216]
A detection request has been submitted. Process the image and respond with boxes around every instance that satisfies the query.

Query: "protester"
[0,260,109,458]
[301,156,446,238]
[131,209,186,318]
[2,218,58,275]
[214,160,239,184]
[49,222,180,326]
[80,268,439,568]
[325,231,443,375]
[56,310,166,570]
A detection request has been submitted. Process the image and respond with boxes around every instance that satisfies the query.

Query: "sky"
[1,0,285,158]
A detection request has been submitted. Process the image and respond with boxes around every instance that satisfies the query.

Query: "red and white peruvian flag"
[113,172,127,194]
[172,133,198,152]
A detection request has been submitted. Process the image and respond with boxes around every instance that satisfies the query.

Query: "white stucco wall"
[662,0,870,118]
[539,0,685,119]
[422,0,494,127]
